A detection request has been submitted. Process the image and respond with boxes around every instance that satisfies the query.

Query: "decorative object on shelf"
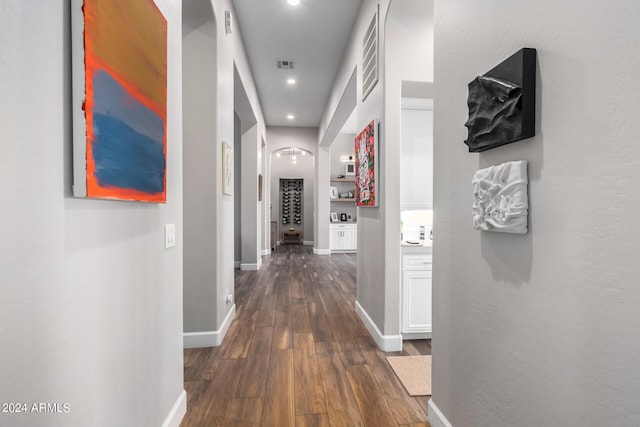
[464,48,536,153]
[330,212,339,222]
[72,0,167,202]
[355,119,379,207]
[345,158,356,176]
[472,160,528,234]
[330,186,339,199]
[258,174,263,201]
[340,213,348,221]
[222,141,233,195]
[347,214,353,221]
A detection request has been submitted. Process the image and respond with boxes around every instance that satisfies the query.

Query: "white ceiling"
[231,0,363,128]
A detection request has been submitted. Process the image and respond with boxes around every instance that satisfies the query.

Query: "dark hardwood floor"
[181,245,431,426]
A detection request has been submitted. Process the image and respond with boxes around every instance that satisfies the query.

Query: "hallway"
[181,246,431,426]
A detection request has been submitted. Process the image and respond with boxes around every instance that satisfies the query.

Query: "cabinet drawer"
[402,254,432,270]
[330,224,356,230]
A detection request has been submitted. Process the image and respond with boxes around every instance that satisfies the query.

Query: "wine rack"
[280,178,303,230]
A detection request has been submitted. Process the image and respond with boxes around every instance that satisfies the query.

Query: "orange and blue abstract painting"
[77,0,167,202]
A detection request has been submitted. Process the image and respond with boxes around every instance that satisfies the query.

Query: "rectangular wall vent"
[362,5,379,101]
[277,60,294,70]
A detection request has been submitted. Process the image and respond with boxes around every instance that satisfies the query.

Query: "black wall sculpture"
[464,48,536,152]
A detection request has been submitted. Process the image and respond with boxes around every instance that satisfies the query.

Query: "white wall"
[320,0,391,343]
[0,1,184,426]
[234,113,242,264]
[182,0,266,344]
[266,127,318,244]
[320,0,433,348]
[240,124,262,268]
[382,0,434,339]
[183,5,219,334]
[432,1,640,426]
[330,133,357,221]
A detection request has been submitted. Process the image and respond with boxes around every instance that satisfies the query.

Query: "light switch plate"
[165,224,176,248]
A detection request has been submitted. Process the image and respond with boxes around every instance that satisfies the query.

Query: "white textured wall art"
[472,160,528,234]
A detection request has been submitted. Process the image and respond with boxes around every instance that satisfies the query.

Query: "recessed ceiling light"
[287,114,295,120]
[287,78,296,85]
[287,0,300,5]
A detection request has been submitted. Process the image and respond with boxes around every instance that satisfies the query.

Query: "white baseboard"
[428,399,453,427]
[240,257,262,270]
[402,331,432,340]
[354,300,402,352]
[303,240,313,246]
[261,249,271,255]
[162,389,186,427]
[313,247,331,255]
[234,261,240,269]
[183,304,236,348]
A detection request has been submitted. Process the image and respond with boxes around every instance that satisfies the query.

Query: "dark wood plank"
[315,342,365,427]
[292,298,312,334]
[256,293,278,327]
[272,309,293,351]
[262,349,295,427]
[235,326,273,398]
[356,337,428,425]
[295,413,331,427]
[179,380,211,427]
[195,358,245,425]
[403,339,432,356]
[293,333,326,415]
[307,302,333,343]
[335,339,366,365]
[345,364,398,427]
[226,397,263,426]
[221,319,255,359]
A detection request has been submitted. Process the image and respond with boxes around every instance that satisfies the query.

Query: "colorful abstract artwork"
[72,0,167,202]
[355,120,379,207]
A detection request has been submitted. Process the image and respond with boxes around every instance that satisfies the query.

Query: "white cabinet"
[401,101,433,210]
[401,251,432,339]
[330,223,357,253]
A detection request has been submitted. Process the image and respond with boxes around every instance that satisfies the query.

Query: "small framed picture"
[345,161,356,176]
[340,213,348,221]
[330,212,339,222]
[330,186,338,199]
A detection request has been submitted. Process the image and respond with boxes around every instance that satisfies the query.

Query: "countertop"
[401,240,432,254]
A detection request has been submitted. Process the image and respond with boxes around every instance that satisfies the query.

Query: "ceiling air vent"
[362,5,379,101]
[277,60,294,70]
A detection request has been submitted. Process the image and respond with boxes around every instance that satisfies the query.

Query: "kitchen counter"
[401,240,432,254]
[400,239,433,249]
